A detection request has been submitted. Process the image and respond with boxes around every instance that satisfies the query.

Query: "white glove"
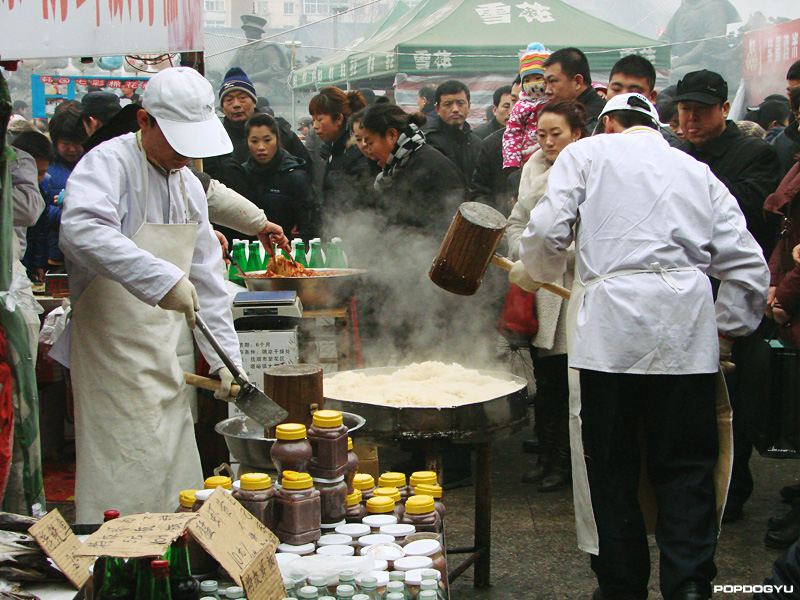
[157,276,199,329]
[509,260,544,293]
[213,367,247,400]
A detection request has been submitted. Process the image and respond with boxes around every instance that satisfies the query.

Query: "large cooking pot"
[242,268,367,309]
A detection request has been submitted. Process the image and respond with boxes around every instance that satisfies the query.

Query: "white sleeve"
[519,144,585,283]
[206,179,268,235]
[59,150,184,306]
[705,175,770,337]
[184,175,243,373]
[10,149,45,227]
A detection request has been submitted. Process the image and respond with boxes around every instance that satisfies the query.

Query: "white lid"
[394,556,434,572]
[420,568,441,582]
[403,539,442,557]
[379,524,416,538]
[274,552,301,566]
[193,489,214,502]
[404,568,433,586]
[359,542,405,561]
[316,544,355,557]
[232,480,241,491]
[225,586,244,599]
[335,523,370,537]
[318,534,353,546]
[357,533,395,547]
[277,542,315,555]
[372,558,388,571]
[362,515,397,528]
[320,520,346,530]
[312,475,345,484]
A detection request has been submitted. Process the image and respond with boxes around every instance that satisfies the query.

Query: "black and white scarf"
[374,123,426,191]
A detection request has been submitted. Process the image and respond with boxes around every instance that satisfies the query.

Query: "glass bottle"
[166,532,199,600]
[307,575,328,598]
[296,587,318,599]
[246,241,262,272]
[230,242,247,283]
[294,241,308,267]
[199,581,219,600]
[282,578,297,599]
[337,571,358,590]
[384,595,405,600]
[333,585,354,600]
[355,576,379,600]
[384,581,409,600]
[225,588,244,600]
[133,558,155,600]
[150,560,172,600]
[308,240,325,269]
[94,509,120,596]
[97,517,130,600]
[330,238,348,268]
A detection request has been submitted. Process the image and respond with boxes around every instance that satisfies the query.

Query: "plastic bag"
[39,299,70,346]
[0,272,43,315]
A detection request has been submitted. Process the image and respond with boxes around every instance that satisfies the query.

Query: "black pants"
[580,370,719,600]
[530,351,570,457]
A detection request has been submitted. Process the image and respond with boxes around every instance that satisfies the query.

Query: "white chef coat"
[56,132,241,373]
[520,126,769,375]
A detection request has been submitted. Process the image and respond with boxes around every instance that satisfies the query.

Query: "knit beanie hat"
[219,67,257,103]
[520,42,550,79]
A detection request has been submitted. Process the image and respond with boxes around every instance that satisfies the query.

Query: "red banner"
[743,18,800,79]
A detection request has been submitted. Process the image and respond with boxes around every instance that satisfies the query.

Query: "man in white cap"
[55,67,246,523]
[512,93,769,600]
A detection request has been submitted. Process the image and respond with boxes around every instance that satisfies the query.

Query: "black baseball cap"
[81,91,121,121]
[674,70,728,105]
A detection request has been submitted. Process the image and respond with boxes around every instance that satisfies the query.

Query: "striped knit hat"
[520,42,550,79]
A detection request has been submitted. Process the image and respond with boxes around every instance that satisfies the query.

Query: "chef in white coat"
[514,93,769,600]
[54,67,244,524]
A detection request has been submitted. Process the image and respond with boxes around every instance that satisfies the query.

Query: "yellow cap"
[179,489,197,508]
[281,471,314,490]
[378,472,407,489]
[346,489,362,507]
[276,424,307,441]
[409,471,438,487]
[204,476,232,490]
[414,484,442,499]
[405,495,435,515]
[353,473,375,490]
[312,410,343,428]
[240,473,272,491]
[374,487,401,503]
[348,437,353,451]
[366,496,396,514]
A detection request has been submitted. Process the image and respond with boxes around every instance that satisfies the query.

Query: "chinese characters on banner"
[743,17,800,103]
[31,74,149,119]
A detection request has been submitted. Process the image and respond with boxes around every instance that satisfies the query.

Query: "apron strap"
[583,263,698,294]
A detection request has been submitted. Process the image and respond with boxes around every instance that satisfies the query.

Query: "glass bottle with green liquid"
[294,241,308,268]
[246,241,263,272]
[308,239,325,268]
[229,241,247,283]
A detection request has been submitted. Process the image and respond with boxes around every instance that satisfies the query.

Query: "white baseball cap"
[142,67,233,158]
[598,92,661,129]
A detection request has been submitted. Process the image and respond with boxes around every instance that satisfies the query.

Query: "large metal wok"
[322,367,529,444]
[242,268,367,309]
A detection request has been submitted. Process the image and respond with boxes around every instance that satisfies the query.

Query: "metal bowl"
[242,268,367,309]
[323,367,529,444]
[215,411,366,470]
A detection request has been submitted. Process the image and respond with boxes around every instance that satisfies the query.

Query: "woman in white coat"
[506,100,587,491]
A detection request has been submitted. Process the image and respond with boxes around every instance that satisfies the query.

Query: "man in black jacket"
[80,91,141,153]
[203,67,310,187]
[543,47,606,132]
[473,85,513,140]
[772,60,800,179]
[423,80,482,185]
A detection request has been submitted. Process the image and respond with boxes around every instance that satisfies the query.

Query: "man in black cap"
[80,91,141,153]
[677,69,781,525]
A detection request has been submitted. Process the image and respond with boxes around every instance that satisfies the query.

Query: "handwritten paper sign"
[241,545,286,600]
[75,513,198,558]
[29,509,93,589]
[187,488,281,595]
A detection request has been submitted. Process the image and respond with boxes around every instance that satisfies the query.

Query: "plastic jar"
[373,488,404,520]
[404,540,447,584]
[273,471,321,545]
[344,438,359,494]
[394,556,434,573]
[313,475,348,525]
[318,533,353,547]
[409,471,438,488]
[401,495,441,533]
[316,544,355,557]
[379,524,415,545]
[277,542,315,556]
[345,489,367,523]
[233,473,274,529]
[414,484,445,520]
[307,410,349,478]
[176,489,197,513]
[378,473,409,500]
[204,476,232,490]
[271,424,313,483]
[357,533,395,550]
[366,496,401,522]
[359,542,405,571]
[353,474,375,502]
[362,514,397,533]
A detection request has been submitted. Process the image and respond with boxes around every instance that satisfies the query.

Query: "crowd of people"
[6,41,800,600]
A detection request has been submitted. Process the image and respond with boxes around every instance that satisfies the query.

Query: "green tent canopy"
[291,0,669,90]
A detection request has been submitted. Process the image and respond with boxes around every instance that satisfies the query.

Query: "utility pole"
[285,40,302,127]
[332,4,347,49]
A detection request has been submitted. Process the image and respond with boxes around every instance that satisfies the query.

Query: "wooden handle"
[184,373,240,400]
[491,254,572,300]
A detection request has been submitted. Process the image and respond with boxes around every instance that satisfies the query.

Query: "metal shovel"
[192,313,288,428]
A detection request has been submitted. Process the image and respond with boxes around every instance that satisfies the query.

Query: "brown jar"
[409,471,438,489]
[344,438,359,494]
[204,475,232,490]
[313,475,348,525]
[307,410,349,478]
[401,495,441,533]
[273,471,321,545]
[270,424,313,484]
[373,487,405,520]
[353,474,375,502]
[378,473,409,500]
[404,542,447,586]
[176,489,197,513]
[366,495,402,522]
[344,489,366,523]
[232,473,275,530]
[414,484,445,520]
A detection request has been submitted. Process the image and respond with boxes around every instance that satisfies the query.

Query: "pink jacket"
[502,95,547,170]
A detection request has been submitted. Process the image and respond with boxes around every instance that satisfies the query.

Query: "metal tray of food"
[242,268,367,309]
[323,367,529,444]
[215,411,366,470]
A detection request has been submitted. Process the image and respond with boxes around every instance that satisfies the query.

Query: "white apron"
[565,264,734,555]
[70,144,202,523]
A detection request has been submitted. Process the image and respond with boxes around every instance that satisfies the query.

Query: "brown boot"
[538,444,571,492]
[522,455,550,483]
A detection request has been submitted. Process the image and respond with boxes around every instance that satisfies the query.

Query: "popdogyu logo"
[714,585,794,594]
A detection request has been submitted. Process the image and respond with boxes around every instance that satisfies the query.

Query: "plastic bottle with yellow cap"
[345,437,360,494]
[233,473,275,529]
[366,496,402,521]
[307,410,349,479]
[378,472,409,500]
[273,471,321,545]
[373,487,405,520]
[270,423,313,484]
[176,490,197,513]
[401,495,441,533]
[409,471,438,488]
[345,488,366,523]
[414,484,445,519]
[353,474,375,502]
[204,476,232,490]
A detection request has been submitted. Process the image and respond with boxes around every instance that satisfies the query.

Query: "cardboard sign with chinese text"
[75,513,198,558]
[29,509,93,589]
